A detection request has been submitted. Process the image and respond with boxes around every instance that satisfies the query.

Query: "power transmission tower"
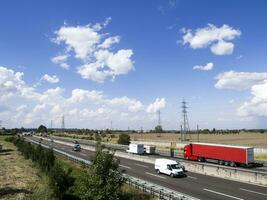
[50,120,53,129]
[157,110,161,126]
[61,115,65,133]
[180,99,191,142]
[0,120,2,129]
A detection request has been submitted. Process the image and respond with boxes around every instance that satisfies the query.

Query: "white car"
[155,159,185,177]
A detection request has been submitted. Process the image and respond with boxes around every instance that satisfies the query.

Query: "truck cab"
[183,144,198,161]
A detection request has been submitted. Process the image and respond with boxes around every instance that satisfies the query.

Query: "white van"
[155,159,185,177]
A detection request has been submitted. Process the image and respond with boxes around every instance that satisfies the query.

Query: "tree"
[78,144,123,200]
[37,125,47,133]
[117,133,130,145]
[155,125,163,133]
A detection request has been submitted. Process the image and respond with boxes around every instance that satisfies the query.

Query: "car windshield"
[170,164,181,169]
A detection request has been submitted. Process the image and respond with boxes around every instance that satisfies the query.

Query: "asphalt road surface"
[27,136,267,200]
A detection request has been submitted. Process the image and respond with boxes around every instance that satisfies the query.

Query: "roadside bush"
[117,133,130,145]
[49,162,75,199]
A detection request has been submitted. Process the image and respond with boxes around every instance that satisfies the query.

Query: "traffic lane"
[27,137,267,200]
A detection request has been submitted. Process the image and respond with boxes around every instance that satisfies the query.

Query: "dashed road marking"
[240,188,267,196]
[135,163,149,168]
[203,188,244,200]
[145,172,166,179]
[119,164,131,169]
[187,176,197,180]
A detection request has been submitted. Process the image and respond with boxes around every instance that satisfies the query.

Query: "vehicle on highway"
[184,143,254,167]
[155,159,185,177]
[72,144,81,151]
[126,143,144,155]
[74,140,79,144]
[22,132,32,137]
[144,145,156,154]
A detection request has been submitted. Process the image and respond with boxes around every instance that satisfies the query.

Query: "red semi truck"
[183,143,254,167]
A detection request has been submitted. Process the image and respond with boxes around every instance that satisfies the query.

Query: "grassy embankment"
[0,135,155,200]
[0,135,53,200]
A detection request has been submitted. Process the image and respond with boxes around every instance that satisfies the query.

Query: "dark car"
[73,144,81,151]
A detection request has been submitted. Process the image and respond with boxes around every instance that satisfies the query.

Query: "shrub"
[117,133,130,145]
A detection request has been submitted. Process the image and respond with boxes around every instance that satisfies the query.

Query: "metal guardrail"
[27,139,196,200]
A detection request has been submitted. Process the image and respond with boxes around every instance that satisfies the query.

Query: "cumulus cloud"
[0,66,159,128]
[51,54,69,70]
[193,62,213,71]
[215,70,267,118]
[41,74,59,83]
[146,98,166,113]
[238,81,267,117]
[52,18,134,82]
[182,24,241,55]
[215,71,267,90]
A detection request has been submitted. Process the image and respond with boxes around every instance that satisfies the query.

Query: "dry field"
[130,132,267,147]
[0,136,41,200]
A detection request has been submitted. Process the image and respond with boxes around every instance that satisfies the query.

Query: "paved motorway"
[27,136,267,200]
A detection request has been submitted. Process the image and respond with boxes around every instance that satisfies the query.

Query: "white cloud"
[0,65,159,129]
[215,71,267,90]
[77,49,134,83]
[52,19,134,83]
[41,74,59,83]
[51,54,69,70]
[238,81,267,117]
[193,62,213,71]
[182,24,241,55]
[146,98,166,113]
[98,36,120,49]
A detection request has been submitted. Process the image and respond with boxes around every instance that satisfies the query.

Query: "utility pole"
[110,120,113,130]
[61,115,65,133]
[197,124,199,142]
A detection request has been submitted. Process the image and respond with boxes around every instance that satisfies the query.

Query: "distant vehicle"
[73,144,81,151]
[74,140,79,144]
[184,143,254,167]
[126,143,144,154]
[144,145,156,154]
[155,159,185,177]
[22,132,32,137]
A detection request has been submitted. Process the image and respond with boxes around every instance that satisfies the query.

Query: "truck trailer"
[126,143,144,155]
[183,143,254,167]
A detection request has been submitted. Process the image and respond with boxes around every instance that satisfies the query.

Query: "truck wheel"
[198,157,203,162]
[185,156,189,160]
[156,169,160,174]
[219,160,224,165]
[170,173,174,178]
[230,162,236,167]
[224,161,229,166]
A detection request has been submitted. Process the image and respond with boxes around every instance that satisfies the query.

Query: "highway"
[27,136,267,200]
[49,135,267,173]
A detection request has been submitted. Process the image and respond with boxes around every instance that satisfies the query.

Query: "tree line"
[5,136,143,200]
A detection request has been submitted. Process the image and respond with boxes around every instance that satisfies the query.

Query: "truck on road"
[183,143,254,167]
[126,143,144,155]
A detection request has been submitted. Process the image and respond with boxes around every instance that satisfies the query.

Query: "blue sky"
[0,0,267,129]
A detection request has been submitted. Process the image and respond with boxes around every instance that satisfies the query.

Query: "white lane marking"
[119,164,131,169]
[135,163,149,168]
[203,188,244,200]
[240,188,267,196]
[145,172,166,179]
[187,176,197,180]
